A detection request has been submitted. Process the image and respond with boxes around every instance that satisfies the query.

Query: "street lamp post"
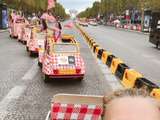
[141,0,144,32]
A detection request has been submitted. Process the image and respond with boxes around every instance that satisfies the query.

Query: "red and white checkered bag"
[51,103,103,120]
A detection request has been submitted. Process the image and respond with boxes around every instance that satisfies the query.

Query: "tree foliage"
[78,0,160,18]
[2,0,67,18]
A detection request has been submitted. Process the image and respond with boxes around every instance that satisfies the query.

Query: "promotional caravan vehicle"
[9,18,25,38]
[38,34,76,68]
[27,25,41,56]
[149,12,160,48]
[17,19,30,44]
[42,36,85,83]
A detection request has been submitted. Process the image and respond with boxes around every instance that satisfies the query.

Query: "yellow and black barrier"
[110,58,124,74]
[97,49,105,59]
[75,24,160,100]
[151,88,160,100]
[121,69,143,88]
[90,42,97,49]
[95,46,101,55]
[115,63,130,80]
[101,51,112,64]
[93,44,99,53]
[106,55,116,67]
[88,38,95,46]
[135,77,159,92]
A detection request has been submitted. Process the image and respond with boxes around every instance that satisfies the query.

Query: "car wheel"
[78,77,84,81]
[156,41,159,49]
[23,41,26,45]
[26,46,29,52]
[29,51,34,57]
[38,61,42,68]
[43,74,50,83]
[9,34,12,38]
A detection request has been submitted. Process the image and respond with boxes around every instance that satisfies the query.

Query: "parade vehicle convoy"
[149,12,160,48]
[42,37,85,83]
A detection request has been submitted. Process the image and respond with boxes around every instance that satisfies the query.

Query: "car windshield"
[53,44,78,53]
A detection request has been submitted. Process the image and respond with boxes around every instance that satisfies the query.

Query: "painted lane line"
[22,59,39,81]
[0,59,39,119]
[0,86,26,119]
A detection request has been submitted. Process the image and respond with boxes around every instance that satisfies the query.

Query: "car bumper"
[49,74,84,79]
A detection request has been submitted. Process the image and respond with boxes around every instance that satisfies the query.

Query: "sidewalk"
[105,24,149,35]
[0,29,8,33]
[115,27,149,35]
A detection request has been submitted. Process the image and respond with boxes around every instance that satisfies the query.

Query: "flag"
[64,22,74,29]
[47,0,56,10]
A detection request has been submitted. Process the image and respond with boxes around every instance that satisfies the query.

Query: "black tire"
[23,41,27,45]
[29,51,34,57]
[156,41,159,49]
[9,34,12,38]
[26,47,29,52]
[38,61,42,68]
[78,76,84,81]
[43,74,50,83]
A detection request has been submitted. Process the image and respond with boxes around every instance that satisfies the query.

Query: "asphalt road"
[0,27,111,119]
[83,25,160,85]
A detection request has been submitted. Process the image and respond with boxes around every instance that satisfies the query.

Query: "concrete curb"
[105,25,149,35]
[0,29,8,33]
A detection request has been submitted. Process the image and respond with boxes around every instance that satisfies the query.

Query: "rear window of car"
[53,44,78,53]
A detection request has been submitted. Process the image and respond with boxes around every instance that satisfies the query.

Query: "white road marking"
[96,59,123,91]
[0,86,26,119]
[22,59,39,81]
[0,59,39,119]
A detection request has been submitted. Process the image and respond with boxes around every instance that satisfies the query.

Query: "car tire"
[23,41,26,45]
[156,41,159,49]
[38,61,42,68]
[78,76,84,81]
[43,74,50,83]
[9,34,12,38]
[26,46,29,52]
[29,51,34,57]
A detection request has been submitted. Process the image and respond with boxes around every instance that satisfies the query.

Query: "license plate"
[59,69,76,75]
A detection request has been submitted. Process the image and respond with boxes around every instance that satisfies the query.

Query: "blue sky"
[58,0,100,13]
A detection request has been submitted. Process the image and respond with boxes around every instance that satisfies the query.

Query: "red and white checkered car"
[10,18,25,38]
[37,32,46,67]
[45,94,103,120]
[42,43,85,82]
[27,27,39,56]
